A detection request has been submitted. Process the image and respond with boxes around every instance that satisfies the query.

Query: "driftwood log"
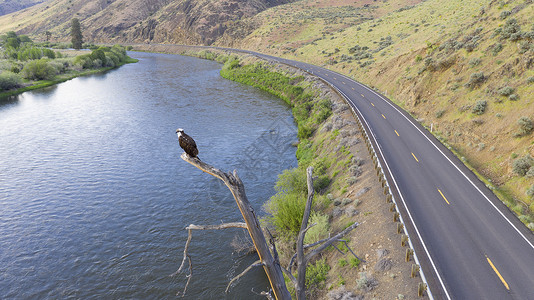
[179,153,292,300]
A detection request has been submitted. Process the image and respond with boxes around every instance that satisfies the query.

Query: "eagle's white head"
[176,128,184,137]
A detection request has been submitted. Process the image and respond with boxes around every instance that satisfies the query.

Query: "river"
[0,52,297,299]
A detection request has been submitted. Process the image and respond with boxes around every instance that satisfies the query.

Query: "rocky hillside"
[0,0,46,16]
[0,0,293,44]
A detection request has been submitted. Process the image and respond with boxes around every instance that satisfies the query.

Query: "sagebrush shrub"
[512,155,534,176]
[466,72,485,88]
[469,57,481,67]
[518,117,533,135]
[304,212,330,244]
[498,86,514,96]
[472,100,487,115]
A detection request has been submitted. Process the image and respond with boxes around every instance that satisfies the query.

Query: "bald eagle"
[176,128,199,158]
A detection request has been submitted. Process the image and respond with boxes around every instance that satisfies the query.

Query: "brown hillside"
[0,0,46,16]
[0,0,294,44]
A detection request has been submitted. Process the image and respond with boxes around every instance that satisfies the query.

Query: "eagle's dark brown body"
[176,128,199,158]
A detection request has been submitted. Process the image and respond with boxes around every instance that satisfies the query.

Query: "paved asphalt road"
[241,51,534,299]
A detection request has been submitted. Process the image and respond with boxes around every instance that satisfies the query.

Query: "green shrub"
[306,258,330,289]
[469,57,481,67]
[472,100,487,115]
[21,59,56,80]
[492,43,504,56]
[499,10,511,19]
[313,175,330,192]
[296,139,314,166]
[509,94,519,101]
[497,18,521,40]
[512,155,533,176]
[338,259,348,267]
[298,124,313,139]
[498,86,514,96]
[90,49,106,62]
[304,212,330,244]
[466,72,486,88]
[275,167,308,195]
[527,77,534,84]
[311,158,329,176]
[265,191,306,234]
[518,117,533,135]
[435,109,445,118]
[0,71,23,90]
[73,54,94,69]
[265,167,309,234]
[111,44,127,60]
[350,257,360,268]
[527,185,534,198]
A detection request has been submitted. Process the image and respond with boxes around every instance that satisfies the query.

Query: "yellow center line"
[486,255,510,290]
[382,114,386,119]
[437,188,450,205]
[412,152,419,162]
[371,103,375,107]
[342,81,346,84]
[352,87,355,90]
[361,94,365,98]
[395,130,399,136]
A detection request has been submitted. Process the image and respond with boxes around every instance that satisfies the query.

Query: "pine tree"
[71,18,83,50]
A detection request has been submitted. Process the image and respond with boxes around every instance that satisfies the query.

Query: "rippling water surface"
[0,52,297,299]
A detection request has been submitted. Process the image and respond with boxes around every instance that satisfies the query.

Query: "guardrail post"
[406,248,414,262]
[401,234,409,247]
[397,223,404,234]
[418,282,427,297]
[411,264,420,277]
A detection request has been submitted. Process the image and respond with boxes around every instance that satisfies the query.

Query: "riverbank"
[133,44,427,299]
[0,60,137,99]
[0,46,138,99]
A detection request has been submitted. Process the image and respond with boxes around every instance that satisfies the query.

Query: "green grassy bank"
[0,58,138,98]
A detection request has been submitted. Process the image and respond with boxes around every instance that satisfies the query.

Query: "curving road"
[236,50,534,299]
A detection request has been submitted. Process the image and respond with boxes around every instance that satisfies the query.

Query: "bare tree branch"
[304,222,359,263]
[180,153,291,300]
[226,260,264,293]
[171,229,193,277]
[293,167,315,299]
[186,222,247,230]
[338,239,366,263]
[177,254,192,297]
